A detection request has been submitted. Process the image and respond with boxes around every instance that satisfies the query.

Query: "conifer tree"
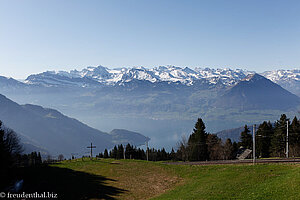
[290,116,300,156]
[240,125,252,149]
[111,146,118,159]
[103,149,109,158]
[37,152,42,164]
[271,114,289,157]
[170,148,176,160]
[117,144,124,159]
[161,148,168,160]
[187,118,208,161]
[256,121,273,158]
[97,153,104,158]
[125,143,134,159]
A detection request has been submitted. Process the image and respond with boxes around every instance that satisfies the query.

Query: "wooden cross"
[87,143,96,159]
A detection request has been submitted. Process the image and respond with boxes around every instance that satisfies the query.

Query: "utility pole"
[253,124,256,165]
[87,143,96,160]
[286,120,289,158]
[146,141,149,161]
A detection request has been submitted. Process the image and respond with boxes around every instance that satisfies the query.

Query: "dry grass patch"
[54,159,182,200]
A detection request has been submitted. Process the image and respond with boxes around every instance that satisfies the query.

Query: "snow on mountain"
[261,69,300,96]
[23,66,300,96]
[25,65,253,87]
[262,69,300,82]
[25,71,101,87]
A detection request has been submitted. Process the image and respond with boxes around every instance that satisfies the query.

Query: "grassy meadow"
[15,158,300,199]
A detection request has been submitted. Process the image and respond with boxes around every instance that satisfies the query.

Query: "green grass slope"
[51,159,180,200]
[155,163,300,200]
[12,159,300,200]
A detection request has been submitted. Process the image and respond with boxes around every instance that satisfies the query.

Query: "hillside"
[7,159,300,200]
[110,129,150,146]
[215,74,300,110]
[0,94,149,156]
[216,126,245,142]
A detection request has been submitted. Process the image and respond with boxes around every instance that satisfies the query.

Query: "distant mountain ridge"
[24,66,252,87]
[216,126,245,142]
[215,74,300,110]
[0,66,299,150]
[262,69,300,96]
[0,66,299,96]
[109,129,150,146]
[13,66,297,97]
[0,94,150,156]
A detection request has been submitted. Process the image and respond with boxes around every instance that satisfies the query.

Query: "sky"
[0,0,300,79]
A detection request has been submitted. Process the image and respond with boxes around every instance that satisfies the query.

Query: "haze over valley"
[0,65,299,152]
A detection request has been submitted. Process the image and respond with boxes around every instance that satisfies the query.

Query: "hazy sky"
[1,0,300,79]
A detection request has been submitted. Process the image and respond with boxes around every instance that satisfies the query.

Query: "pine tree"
[187,118,208,161]
[170,148,176,160]
[98,153,104,158]
[103,149,109,158]
[271,114,289,157]
[111,146,118,159]
[256,121,273,158]
[290,116,300,156]
[137,148,146,160]
[37,152,42,164]
[117,144,124,159]
[161,148,167,161]
[125,143,134,159]
[240,125,252,149]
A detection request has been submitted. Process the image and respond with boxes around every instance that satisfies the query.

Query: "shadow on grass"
[13,165,126,200]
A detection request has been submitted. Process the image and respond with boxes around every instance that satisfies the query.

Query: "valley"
[0,66,299,151]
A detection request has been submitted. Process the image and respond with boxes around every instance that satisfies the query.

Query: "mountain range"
[23,66,300,96]
[0,94,149,157]
[215,73,300,110]
[0,65,299,150]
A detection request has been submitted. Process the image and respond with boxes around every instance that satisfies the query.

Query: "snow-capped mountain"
[262,69,300,82]
[24,66,300,97]
[1,66,299,148]
[262,69,300,96]
[25,65,253,87]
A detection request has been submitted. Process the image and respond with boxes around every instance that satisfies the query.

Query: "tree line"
[176,118,238,161]
[178,114,300,160]
[0,120,44,189]
[0,120,23,187]
[97,143,177,161]
[98,118,239,162]
[239,114,300,158]
[98,114,300,162]
[177,114,300,160]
